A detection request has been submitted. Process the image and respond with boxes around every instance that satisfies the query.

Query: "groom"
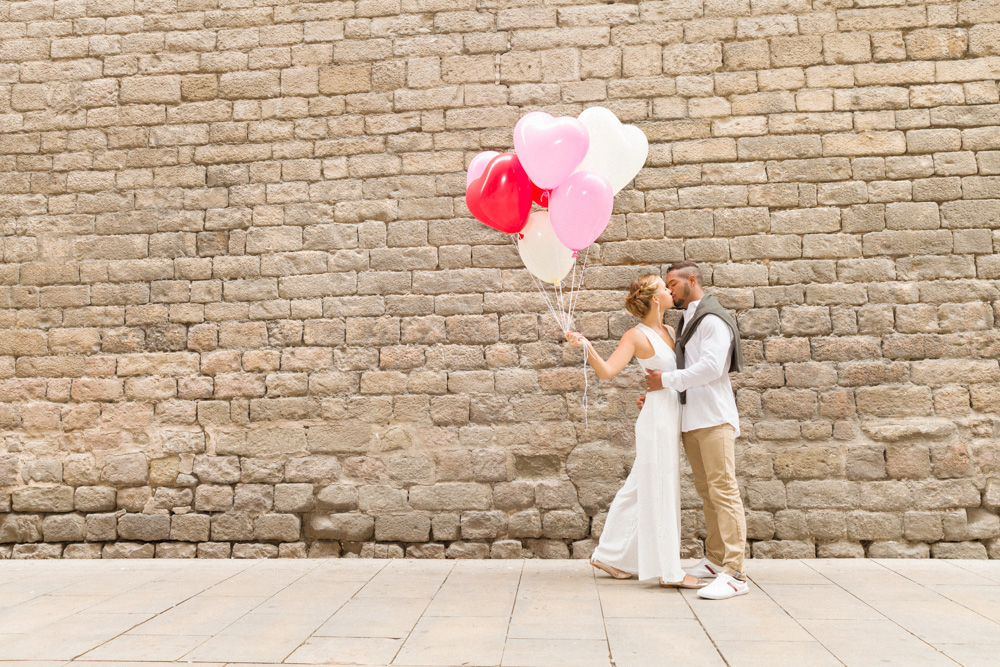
[642,261,748,600]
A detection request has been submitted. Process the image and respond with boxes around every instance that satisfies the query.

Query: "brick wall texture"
[0,0,999,561]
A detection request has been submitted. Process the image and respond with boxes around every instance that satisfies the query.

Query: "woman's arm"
[656,316,732,392]
[566,329,640,380]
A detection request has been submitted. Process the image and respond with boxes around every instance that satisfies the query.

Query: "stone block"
[233,484,274,514]
[74,486,117,512]
[40,514,86,543]
[285,456,341,484]
[254,514,301,542]
[930,541,988,559]
[431,513,461,541]
[211,512,254,541]
[751,540,816,558]
[117,513,170,541]
[541,510,589,539]
[12,544,64,559]
[195,485,234,512]
[308,514,374,541]
[63,543,102,559]
[156,542,197,558]
[446,541,490,559]
[867,541,930,558]
[197,543,232,559]
[817,541,865,558]
[171,514,211,542]
[193,456,241,484]
[233,543,279,558]
[374,513,431,542]
[273,483,315,512]
[102,542,155,558]
[101,454,148,487]
[0,514,42,543]
[317,485,358,512]
[409,483,491,510]
[12,487,74,513]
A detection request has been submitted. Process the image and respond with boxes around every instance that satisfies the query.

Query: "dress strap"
[635,323,670,355]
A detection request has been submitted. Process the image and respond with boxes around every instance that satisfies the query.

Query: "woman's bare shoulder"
[622,327,644,342]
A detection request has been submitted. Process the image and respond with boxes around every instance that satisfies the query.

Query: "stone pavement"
[0,559,998,667]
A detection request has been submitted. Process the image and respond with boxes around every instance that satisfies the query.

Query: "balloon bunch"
[465,107,649,333]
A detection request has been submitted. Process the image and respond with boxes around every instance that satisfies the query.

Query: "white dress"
[591,323,685,582]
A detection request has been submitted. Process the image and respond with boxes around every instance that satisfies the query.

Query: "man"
[642,261,748,600]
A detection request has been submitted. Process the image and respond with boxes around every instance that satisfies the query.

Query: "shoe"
[697,573,750,600]
[590,559,632,580]
[659,574,708,589]
[683,558,722,579]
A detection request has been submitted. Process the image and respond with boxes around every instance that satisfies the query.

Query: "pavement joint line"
[591,562,616,667]
[73,560,272,663]
[744,572,846,667]
[496,559,524,667]
[678,586,731,667]
[176,558,321,663]
[800,559,964,665]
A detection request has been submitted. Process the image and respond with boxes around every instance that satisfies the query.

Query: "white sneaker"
[683,558,723,579]
[697,573,750,600]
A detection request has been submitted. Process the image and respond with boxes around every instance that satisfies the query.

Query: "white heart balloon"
[574,107,649,194]
[517,210,576,286]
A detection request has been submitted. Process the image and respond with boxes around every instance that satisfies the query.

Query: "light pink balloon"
[513,112,589,190]
[466,151,499,187]
[548,171,613,253]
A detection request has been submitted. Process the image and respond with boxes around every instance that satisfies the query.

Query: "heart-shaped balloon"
[575,107,648,194]
[548,170,613,253]
[465,153,532,235]
[466,151,499,187]
[518,210,575,285]
[513,112,589,190]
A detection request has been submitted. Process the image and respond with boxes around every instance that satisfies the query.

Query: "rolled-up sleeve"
[661,316,732,393]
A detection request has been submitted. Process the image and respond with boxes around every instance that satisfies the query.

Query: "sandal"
[591,559,632,580]
[659,574,708,589]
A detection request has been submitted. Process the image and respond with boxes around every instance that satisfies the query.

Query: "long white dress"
[591,323,685,583]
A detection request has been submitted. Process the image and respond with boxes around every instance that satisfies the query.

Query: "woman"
[566,274,703,589]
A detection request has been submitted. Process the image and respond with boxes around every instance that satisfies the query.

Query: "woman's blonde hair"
[625,274,661,318]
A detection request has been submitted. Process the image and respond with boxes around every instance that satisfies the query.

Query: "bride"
[566,274,704,589]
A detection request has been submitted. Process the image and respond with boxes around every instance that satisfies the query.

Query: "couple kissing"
[565,261,748,601]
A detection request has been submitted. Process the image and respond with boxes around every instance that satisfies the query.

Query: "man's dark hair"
[666,261,703,285]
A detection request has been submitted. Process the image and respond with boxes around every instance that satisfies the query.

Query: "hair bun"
[625,274,660,319]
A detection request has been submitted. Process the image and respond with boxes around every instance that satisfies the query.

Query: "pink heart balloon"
[466,151,499,187]
[513,112,589,190]
[548,171,613,253]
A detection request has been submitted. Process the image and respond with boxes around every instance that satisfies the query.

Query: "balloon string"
[511,234,591,430]
[556,277,568,331]
[573,247,592,431]
[514,234,568,332]
[581,340,592,431]
[566,254,579,324]
[567,246,590,327]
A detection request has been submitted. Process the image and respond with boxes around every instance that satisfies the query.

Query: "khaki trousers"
[682,424,746,577]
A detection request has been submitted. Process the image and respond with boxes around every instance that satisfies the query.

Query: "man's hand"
[644,369,664,392]
[636,394,645,410]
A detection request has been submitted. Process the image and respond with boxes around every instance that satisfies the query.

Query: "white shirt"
[660,299,740,437]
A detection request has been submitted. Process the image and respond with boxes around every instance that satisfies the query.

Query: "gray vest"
[675,294,743,404]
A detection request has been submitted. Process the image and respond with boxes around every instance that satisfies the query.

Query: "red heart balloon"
[465,153,532,234]
[531,181,550,208]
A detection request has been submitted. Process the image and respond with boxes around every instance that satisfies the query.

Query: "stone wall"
[1,0,999,560]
